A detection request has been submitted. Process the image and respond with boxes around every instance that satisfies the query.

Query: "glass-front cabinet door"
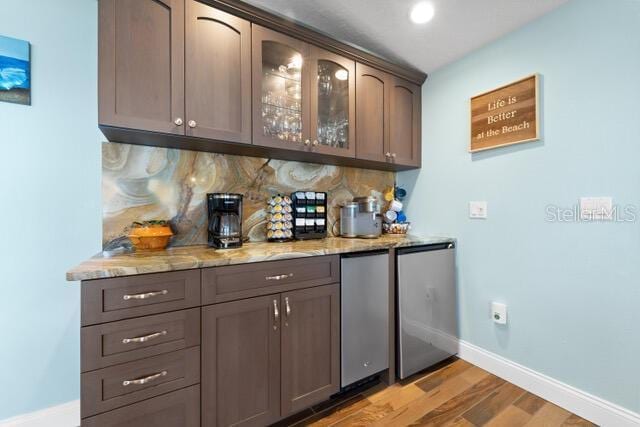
[309,47,356,157]
[252,25,310,150]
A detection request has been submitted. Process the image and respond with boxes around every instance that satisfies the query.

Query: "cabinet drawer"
[82,270,201,326]
[81,347,200,418]
[202,255,339,304]
[82,309,200,372]
[82,385,200,427]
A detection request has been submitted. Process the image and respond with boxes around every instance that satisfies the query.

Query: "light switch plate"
[580,197,612,220]
[469,201,488,219]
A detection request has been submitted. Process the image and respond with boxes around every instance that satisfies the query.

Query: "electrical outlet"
[469,201,488,219]
[580,197,612,220]
[492,302,507,325]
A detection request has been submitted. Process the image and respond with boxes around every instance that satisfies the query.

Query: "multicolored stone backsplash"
[102,142,395,249]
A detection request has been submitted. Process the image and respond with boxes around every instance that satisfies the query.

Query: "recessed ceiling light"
[410,2,435,24]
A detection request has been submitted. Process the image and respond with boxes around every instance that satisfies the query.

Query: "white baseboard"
[0,400,79,427]
[457,340,640,427]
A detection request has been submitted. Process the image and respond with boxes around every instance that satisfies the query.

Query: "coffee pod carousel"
[266,194,294,242]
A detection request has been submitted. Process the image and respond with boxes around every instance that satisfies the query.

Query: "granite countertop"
[67,235,455,281]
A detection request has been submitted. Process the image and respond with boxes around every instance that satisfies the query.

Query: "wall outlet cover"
[469,201,488,219]
[580,197,613,220]
[492,302,507,325]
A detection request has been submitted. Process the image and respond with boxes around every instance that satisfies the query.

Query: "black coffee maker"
[207,193,243,249]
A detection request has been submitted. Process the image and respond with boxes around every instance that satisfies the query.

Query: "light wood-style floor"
[276,357,597,427]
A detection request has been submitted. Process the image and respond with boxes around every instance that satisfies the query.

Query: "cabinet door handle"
[391,153,397,158]
[304,139,311,146]
[123,290,168,301]
[273,299,279,330]
[265,273,293,281]
[312,140,319,146]
[385,152,391,158]
[285,297,291,318]
[174,118,183,126]
[122,370,167,387]
[122,330,167,344]
[188,120,197,128]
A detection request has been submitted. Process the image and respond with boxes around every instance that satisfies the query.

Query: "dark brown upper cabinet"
[252,29,356,159]
[252,24,310,151]
[202,295,281,427]
[99,0,425,171]
[389,76,421,168]
[308,46,356,158]
[281,284,340,416]
[355,63,390,163]
[356,65,422,168]
[99,0,185,134]
[185,0,251,143]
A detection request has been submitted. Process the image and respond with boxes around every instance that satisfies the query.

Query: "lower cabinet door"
[202,295,281,427]
[281,284,340,416]
[82,385,200,427]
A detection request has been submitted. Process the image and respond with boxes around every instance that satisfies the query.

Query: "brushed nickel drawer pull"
[122,330,167,344]
[122,370,167,387]
[285,297,291,318]
[123,290,168,301]
[273,299,279,330]
[265,273,293,281]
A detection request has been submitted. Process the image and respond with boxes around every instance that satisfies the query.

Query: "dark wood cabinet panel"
[82,347,200,418]
[356,65,422,168]
[252,24,311,151]
[202,255,340,304]
[389,76,421,168]
[202,295,281,427]
[281,284,340,416]
[355,63,389,163]
[99,0,184,134]
[308,46,356,158]
[81,270,201,326]
[81,308,200,372]
[185,0,251,143]
[83,385,200,427]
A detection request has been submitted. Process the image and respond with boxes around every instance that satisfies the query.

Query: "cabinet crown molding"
[201,0,428,85]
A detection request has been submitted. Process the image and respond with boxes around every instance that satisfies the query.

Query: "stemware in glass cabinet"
[261,41,303,143]
[316,60,350,149]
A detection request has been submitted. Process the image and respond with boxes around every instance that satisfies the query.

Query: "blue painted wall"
[399,0,640,413]
[0,0,100,420]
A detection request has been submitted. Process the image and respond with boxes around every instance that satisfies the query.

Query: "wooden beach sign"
[470,74,539,152]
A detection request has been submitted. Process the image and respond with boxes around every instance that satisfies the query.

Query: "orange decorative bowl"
[128,221,173,251]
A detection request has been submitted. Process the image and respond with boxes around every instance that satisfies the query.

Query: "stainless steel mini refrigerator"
[397,243,458,379]
[341,251,389,387]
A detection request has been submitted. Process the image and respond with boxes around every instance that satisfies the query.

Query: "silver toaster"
[340,196,382,238]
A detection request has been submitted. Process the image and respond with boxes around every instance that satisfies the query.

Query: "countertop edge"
[67,236,455,282]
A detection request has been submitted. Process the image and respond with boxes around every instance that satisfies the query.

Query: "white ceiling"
[243,0,568,73]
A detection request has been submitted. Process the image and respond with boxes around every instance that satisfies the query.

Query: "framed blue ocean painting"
[0,35,31,105]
